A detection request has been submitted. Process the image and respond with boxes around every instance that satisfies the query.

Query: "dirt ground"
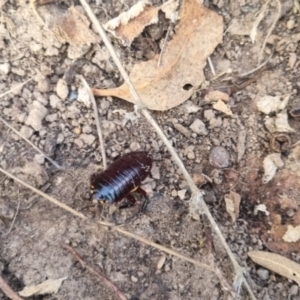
[1,0,300,299]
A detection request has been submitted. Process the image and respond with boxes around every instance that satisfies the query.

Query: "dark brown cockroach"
[90,151,152,209]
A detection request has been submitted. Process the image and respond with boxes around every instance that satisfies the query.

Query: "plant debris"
[248,251,300,286]
[19,277,67,297]
[93,0,223,111]
[104,0,178,46]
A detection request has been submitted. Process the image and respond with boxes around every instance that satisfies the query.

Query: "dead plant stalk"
[78,0,256,298]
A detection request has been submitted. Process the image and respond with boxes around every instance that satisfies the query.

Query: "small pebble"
[74,139,84,148]
[131,276,138,283]
[130,142,141,151]
[156,256,166,270]
[0,203,15,219]
[34,154,45,165]
[289,284,299,296]
[187,151,195,160]
[56,78,69,100]
[151,164,160,180]
[209,117,222,128]
[286,19,295,30]
[183,101,201,114]
[111,151,119,158]
[20,125,34,139]
[82,125,92,134]
[177,189,186,200]
[190,119,208,135]
[37,77,50,93]
[0,63,10,75]
[171,190,177,197]
[80,134,95,145]
[57,133,64,144]
[49,95,61,108]
[256,268,269,280]
[204,109,215,121]
[25,101,48,131]
[209,146,230,168]
[73,127,81,135]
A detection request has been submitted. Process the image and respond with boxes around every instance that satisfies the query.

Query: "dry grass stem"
[78,0,256,298]
[79,75,107,169]
[238,49,273,78]
[157,11,178,67]
[0,166,214,272]
[0,115,62,170]
[62,244,127,300]
[6,188,21,235]
[0,78,33,98]
[0,275,23,300]
[208,57,216,76]
[258,0,282,63]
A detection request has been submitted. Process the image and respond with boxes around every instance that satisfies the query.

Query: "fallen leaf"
[283,225,300,243]
[262,153,284,183]
[52,6,98,45]
[274,110,295,133]
[19,277,67,297]
[248,251,300,286]
[212,99,233,116]
[93,0,223,111]
[104,0,177,46]
[256,94,290,115]
[224,191,241,223]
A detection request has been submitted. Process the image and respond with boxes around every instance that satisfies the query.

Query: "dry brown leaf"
[52,6,98,45]
[19,277,67,297]
[212,99,233,116]
[93,0,223,111]
[262,153,284,183]
[248,251,300,286]
[104,0,177,46]
[224,191,241,223]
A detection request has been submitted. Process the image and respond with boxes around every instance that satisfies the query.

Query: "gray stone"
[56,78,69,100]
[20,125,34,139]
[0,63,10,75]
[189,119,207,135]
[25,101,48,131]
[256,268,269,280]
[80,134,95,145]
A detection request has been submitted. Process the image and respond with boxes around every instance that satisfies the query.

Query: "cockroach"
[90,151,152,209]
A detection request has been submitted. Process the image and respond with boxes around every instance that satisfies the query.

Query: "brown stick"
[61,244,127,300]
[0,275,24,300]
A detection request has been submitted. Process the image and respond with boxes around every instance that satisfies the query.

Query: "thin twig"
[62,243,127,300]
[79,75,107,169]
[0,115,62,169]
[207,57,216,76]
[0,167,214,272]
[0,78,33,98]
[258,0,281,63]
[78,0,256,298]
[6,187,21,235]
[157,12,177,67]
[0,275,24,300]
[238,49,273,78]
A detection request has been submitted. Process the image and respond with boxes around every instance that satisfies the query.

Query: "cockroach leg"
[135,186,149,211]
[119,194,137,209]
